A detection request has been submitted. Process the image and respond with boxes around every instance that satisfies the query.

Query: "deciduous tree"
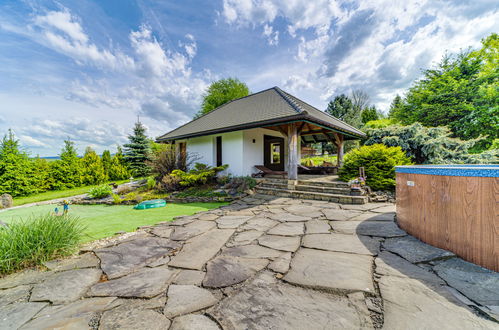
[196,78,250,118]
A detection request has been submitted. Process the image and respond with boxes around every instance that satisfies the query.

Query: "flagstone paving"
[1,194,498,329]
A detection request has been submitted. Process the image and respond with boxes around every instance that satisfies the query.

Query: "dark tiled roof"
[157,87,365,141]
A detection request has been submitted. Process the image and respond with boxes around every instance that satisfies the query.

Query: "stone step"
[296,180,350,188]
[258,182,352,195]
[255,186,368,204]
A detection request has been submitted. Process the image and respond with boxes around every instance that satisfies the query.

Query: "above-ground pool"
[395,165,498,272]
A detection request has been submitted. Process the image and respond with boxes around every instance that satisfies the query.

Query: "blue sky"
[0,0,497,156]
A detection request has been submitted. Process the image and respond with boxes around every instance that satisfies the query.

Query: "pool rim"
[395,164,498,178]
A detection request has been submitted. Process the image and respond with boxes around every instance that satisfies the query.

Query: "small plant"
[170,163,228,187]
[339,144,412,191]
[146,176,156,190]
[0,214,85,274]
[88,185,113,199]
[111,193,122,205]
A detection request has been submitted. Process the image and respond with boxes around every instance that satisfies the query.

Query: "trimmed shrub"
[88,185,113,199]
[339,144,413,190]
[170,163,228,187]
[0,214,85,274]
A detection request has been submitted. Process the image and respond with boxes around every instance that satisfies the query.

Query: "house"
[157,87,365,180]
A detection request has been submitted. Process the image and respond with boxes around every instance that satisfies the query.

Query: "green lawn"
[1,203,225,243]
[13,180,129,206]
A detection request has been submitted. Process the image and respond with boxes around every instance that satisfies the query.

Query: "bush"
[111,193,122,205]
[170,163,228,187]
[146,176,156,190]
[0,214,85,274]
[364,123,498,164]
[301,155,337,166]
[339,144,413,191]
[88,185,113,199]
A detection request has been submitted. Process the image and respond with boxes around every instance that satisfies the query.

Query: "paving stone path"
[1,194,498,329]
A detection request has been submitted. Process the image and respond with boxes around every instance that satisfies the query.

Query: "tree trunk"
[287,123,298,180]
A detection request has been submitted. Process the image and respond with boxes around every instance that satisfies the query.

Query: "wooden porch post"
[287,123,298,180]
[333,133,344,168]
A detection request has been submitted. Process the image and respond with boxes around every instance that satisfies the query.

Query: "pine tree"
[123,120,150,177]
[0,129,34,196]
[81,147,107,185]
[31,156,53,193]
[388,95,403,119]
[50,140,82,189]
[361,106,379,124]
[109,146,130,180]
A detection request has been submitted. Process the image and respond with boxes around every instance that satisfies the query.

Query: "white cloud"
[262,24,279,46]
[19,135,47,147]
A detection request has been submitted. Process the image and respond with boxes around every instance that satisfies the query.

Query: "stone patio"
[1,194,498,329]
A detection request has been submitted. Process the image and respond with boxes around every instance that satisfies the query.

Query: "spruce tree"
[101,150,112,177]
[81,147,107,185]
[123,120,150,177]
[0,129,34,196]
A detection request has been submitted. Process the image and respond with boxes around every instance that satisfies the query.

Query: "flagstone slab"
[433,258,499,306]
[42,253,100,272]
[203,256,268,288]
[349,212,395,222]
[0,302,48,330]
[302,233,380,255]
[239,217,278,231]
[170,314,220,330]
[268,212,311,222]
[164,285,218,318]
[370,204,396,213]
[171,216,197,226]
[380,274,496,329]
[95,237,180,279]
[196,213,220,221]
[210,272,372,329]
[21,297,118,329]
[169,229,235,270]
[226,230,264,247]
[170,221,216,241]
[331,221,407,237]
[284,248,374,293]
[268,252,292,273]
[322,208,362,221]
[0,285,31,307]
[0,270,53,289]
[30,268,102,304]
[88,266,177,298]
[221,244,283,259]
[172,270,206,286]
[149,226,173,238]
[383,236,455,263]
[216,216,253,229]
[305,219,331,234]
[258,235,301,252]
[100,304,171,330]
[284,205,323,218]
[267,222,304,236]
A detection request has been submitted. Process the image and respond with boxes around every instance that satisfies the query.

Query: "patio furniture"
[252,165,287,178]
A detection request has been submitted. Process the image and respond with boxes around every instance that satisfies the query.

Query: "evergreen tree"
[101,150,112,177]
[50,140,82,189]
[0,130,34,196]
[109,146,130,180]
[81,147,107,185]
[31,156,53,193]
[123,121,150,177]
[361,106,379,124]
[388,95,403,119]
[325,94,362,128]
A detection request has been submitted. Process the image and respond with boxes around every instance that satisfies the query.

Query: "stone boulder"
[0,193,13,209]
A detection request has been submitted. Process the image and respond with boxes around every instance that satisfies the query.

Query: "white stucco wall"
[185,127,286,176]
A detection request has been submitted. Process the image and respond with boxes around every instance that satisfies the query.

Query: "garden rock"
[267,222,304,236]
[163,285,218,318]
[383,236,455,263]
[0,193,13,209]
[284,248,374,293]
[203,256,268,288]
[95,237,180,279]
[258,235,300,252]
[88,266,177,298]
[170,314,220,330]
[30,268,102,304]
[169,229,235,270]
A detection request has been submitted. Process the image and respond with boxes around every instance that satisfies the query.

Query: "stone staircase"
[255,178,368,204]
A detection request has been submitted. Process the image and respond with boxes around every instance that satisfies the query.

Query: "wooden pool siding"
[396,172,498,272]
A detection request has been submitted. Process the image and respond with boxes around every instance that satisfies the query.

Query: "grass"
[301,155,337,166]
[0,214,85,274]
[13,180,129,206]
[1,202,226,243]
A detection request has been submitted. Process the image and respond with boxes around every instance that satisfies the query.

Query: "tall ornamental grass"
[0,214,85,274]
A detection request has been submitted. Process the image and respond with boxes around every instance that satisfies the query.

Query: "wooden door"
[264,135,285,171]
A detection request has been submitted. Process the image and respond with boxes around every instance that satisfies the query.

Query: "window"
[216,136,222,166]
[271,142,280,164]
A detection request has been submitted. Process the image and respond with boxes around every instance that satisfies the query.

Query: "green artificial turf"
[1,202,226,243]
[13,180,130,206]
